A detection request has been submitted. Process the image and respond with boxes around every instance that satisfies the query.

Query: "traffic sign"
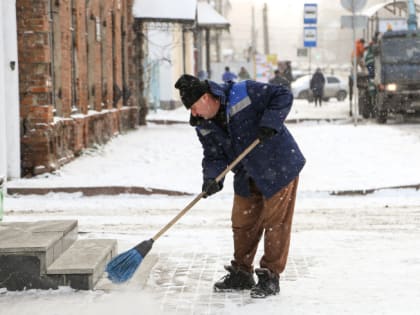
[304,4,317,24]
[340,0,367,13]
[297,48,308,57]
[340,15,368,28]
[303,26,317,47]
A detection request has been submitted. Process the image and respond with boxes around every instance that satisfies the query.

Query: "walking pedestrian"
[269,70,291,89]
[222,66,238,83]
[310,68,325,107]
[238,66,251,81]
[364,41,375,79]
[174,74,305,298]
[348,72,354,104]
[283,61,294,84]
[351,38,366,71]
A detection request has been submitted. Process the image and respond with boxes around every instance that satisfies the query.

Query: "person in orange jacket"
[351,38,365,70]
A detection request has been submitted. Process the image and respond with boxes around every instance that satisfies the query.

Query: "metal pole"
[251,5,256,55]
[263,3,269,54]
[309,47,311,75]
[352,3,359,125]
[197,29,203,75]
[205,28,211,78]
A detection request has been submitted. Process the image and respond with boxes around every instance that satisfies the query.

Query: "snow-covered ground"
[8,100,420,193]
[2,99,420,315]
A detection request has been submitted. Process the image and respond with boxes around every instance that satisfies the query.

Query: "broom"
[106,139,261,283]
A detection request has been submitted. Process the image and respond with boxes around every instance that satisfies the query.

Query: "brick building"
[0,0,230,180]
[15,0,146,176]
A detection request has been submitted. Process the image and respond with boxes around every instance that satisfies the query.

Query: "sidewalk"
[3,190,420,315]
[146,98,353,123]
[124,199,420,315]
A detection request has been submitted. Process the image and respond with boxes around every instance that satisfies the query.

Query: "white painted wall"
[0,1,8,185]
[147,29,173,104]
[1,0,21,181]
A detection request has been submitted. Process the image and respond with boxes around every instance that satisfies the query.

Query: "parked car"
[291,74,348,102]
[291,69,309,81]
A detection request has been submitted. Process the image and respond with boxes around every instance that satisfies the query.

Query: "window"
[327,77,339,84]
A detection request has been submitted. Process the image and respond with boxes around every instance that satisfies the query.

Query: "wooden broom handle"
[152,139,260,241]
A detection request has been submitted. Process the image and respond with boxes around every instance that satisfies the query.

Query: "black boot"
[250,268,280,298]
[213,265,255,292]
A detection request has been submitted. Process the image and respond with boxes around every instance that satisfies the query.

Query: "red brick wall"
[16,0,52,118]
[17,0,140,176]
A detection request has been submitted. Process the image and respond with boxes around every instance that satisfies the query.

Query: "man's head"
[175,74,209,109]
[175,74,220,119]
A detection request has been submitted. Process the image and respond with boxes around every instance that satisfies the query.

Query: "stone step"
[47,239,117,290]
[0,220,78,290]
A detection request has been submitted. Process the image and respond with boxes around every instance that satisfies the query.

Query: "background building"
[1,0,143,179]
[221,0,420,75]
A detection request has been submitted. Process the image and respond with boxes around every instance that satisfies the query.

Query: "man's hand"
[258,126,277,142]
[202,179,223,198]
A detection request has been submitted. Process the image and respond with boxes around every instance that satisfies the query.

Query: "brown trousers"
[231,177,299,275]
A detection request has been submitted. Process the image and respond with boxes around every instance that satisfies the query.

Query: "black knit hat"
[174,74,209,109]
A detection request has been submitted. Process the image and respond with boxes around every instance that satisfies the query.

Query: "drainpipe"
[48,0,56,109]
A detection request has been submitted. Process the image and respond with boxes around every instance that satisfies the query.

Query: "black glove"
[258,126,277,142]
[202,179,222,198]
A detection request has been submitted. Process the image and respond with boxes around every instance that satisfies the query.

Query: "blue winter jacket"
[192,80,305,198]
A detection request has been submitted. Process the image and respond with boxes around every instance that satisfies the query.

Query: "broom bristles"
[106,239,154,283]
[106,248,143,283]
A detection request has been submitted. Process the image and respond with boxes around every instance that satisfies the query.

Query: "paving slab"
[0,220,77,254]
[47,239,117,290]
[0,220,78,269]
[0,220,78,290]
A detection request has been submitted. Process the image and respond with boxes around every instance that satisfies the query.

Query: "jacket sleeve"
[249,81,293,132]
[195,127,228,183]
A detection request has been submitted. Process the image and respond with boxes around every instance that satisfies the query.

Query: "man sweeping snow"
[175,74,305,298]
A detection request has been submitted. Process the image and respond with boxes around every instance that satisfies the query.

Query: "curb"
[7,186,193,197]
[7,183,420,198]
[330,183,420,196]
